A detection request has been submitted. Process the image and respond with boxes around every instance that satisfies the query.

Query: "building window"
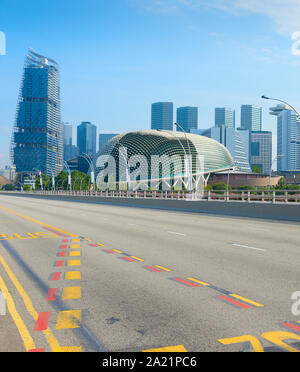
[251,142,260,156]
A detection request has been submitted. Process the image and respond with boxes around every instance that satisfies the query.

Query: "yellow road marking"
[143,345,187,352]
[155,265,171,272]
[0,272,36,351]
[230,294,264,307]
[262,331,300,352]
[72,239,80,243]
[69,251,81,257]
[56,310,82,329]
[186,277,210,286]
[218,335,264,352]
[68,260,81,267]
[57,346,82,352]
[65,271,81,280]
[70,244,80,249]
[0,253,62,352]
[113,249,122,253]
[131,256,144,262]
[97,242,105,247]
[62,287,82,300]
[0,206,78,237]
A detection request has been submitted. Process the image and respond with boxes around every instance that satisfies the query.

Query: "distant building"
[250,131,272,174]
[270,105,300,171]
[176,106,198,132]
[215,107,235,128]
[77,122,97,156]
[151,102,173,131]
[98,133,119,152]
[192,126,252,172]
[12,49,63,176]
[63,144,79,162]
[241,105,262,132]
[0,165,16,182]
[63,123,73,146]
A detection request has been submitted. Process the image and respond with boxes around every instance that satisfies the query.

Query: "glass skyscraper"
[98,133,119,152]
[77,122,97,156]
[151,102,173,131]
[12,49,63,176]
[250,131,272,174]
[63,122,73,146]
[176,106,198,133]
[241,105,262,132]
[215,107,235,128]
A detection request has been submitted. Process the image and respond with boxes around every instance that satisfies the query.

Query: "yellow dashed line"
[69,251,81,257]
[68,260,81,267]
[131,256,144,262]
[186,277,210,287]
[62,287,82,300]
[143,345,187,352]
[56,310,82,329]
[113,249,122,253]
[70,244,80,249]
[155,265,171,272]
[97,242,105,247]
[230,294,264,307]
[65,271,81,280]
[71,239,80,243]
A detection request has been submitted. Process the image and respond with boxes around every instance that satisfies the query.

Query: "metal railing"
[3,189,300,204]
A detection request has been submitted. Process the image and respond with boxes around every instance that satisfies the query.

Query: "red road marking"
[217,295,252,309]
[28,348,45,352]
[45,288,58,301]
[51,272,61,281]
[63,239,69,243]
[145,266,163,272]
[58,251,66,257]
[282,322,300,333]
[89,244,99,247]
[60,245,68,249]
[34,312,51,331]
[42,227,69,237]
[103,249,115,254]
[55,261,64,267]
[174,278,200,287]
[120,257,136,262]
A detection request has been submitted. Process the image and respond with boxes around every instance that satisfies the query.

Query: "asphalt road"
[0,194,300,352]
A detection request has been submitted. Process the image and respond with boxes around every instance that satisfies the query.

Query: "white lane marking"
[128,223,139,227]
[231,243,265,252]
[167,231,186,237]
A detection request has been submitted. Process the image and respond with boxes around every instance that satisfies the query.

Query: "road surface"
[0,194,299,352]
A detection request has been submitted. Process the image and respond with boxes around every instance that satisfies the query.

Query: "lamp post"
[262,96,300,117]
[80,153,95,192]
[63,160,72,192]
[269,154,285,190]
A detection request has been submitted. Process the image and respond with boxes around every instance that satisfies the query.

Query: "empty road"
[0,194,299,352]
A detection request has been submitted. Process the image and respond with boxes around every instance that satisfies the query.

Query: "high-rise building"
[250,131,272,174]
[241,105,262,132]
[191,126,251,172]
[77,122,97,156]
[151,102,173,131]
[63,145,79,162]
[12,49,63,176]
[176,106,198,133]
[63,123,73,146]
[270,105,300,171]
[98,133,119,152]
[215,107,235,128]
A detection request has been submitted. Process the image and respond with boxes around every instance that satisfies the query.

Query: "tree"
[252,165,262,174]
[212,182,231,191]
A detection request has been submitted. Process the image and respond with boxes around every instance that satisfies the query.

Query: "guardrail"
[4,190,300,204]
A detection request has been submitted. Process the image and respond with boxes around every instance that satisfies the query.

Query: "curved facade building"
[94,130,233,189]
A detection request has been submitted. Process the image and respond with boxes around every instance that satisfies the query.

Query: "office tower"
[250,131,272,174]
[12,49,63,176]
[270,105,300,171]
[241,105,262,132]
[176,106,198,132]
[151,102,173,131]
[63,123,73,146]
[99,133,119,152]
[77,122,97,156]
[193,126,251,172]
[215,107,235,128]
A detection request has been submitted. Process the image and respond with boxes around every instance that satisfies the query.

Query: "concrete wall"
[1,192,300,223]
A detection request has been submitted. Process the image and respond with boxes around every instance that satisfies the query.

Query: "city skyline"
[1,0,300,168]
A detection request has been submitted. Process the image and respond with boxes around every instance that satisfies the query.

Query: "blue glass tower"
[215,107,235,128]
[12,49,63,176]
[176,106,198,133]
[77,122,97,156]
[151,102,173,131]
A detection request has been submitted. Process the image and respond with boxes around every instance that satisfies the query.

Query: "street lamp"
[262,96,300,117]
[269,154,286,190]
[80,153,95,192]
[63,160,72,191]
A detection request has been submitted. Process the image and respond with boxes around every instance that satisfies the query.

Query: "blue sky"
[1,0,300,167]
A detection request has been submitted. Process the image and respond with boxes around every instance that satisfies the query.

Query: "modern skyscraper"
[63,123,73,146]
[98,133,119,152]
[241,105,262,132]
[12,49,63,176]
[176,107,198,132]
[270,105,300,171]
[63,145,79,162]
[77,122,97,156]
[250,131,272,174]
[215,108,235,128]
[151,102,173,131]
